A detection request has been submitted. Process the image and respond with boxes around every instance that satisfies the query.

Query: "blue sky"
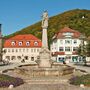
[0,0,90,36]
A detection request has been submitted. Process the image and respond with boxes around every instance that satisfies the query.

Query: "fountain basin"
[13,63,74,77]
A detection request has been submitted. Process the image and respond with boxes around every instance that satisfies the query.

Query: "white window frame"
[26,41,30,46]
[34,41,38,46]
[11,41,16,46]
[65,40,71,44]
[73,40,77,44]
[60,40,63,44]
[37,49,39,52]
[65,47,71,51]
[19,41,23,46]
[59,47,64,51]
[73,47,78,51]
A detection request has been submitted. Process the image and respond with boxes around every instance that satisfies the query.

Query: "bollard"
[0,70,3,74]
[80,84,85,90]
[8,84,14,89]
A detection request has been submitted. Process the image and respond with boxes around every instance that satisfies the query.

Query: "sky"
[0,0,90,36]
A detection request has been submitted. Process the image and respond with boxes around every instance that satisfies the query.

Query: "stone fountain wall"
[14,64,74,77]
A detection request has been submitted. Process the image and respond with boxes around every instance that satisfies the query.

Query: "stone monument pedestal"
[36,47,52,68]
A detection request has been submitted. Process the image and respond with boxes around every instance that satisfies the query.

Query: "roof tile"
[4,34,42,48]
[53,27,81,39]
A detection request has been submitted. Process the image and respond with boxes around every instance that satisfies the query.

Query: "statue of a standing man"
[42,11,49,28]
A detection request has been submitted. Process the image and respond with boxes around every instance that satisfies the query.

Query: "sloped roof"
[4,34,42,48]
[9,34,40,40]
[53,27,81,39]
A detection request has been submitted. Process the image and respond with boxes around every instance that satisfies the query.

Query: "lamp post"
[80,84,85,90]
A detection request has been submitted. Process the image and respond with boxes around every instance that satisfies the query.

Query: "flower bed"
[69,74,90,86]
[0,74,24,87]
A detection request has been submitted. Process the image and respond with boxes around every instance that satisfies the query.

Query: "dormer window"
[63,32,73,38]
[34,41,38,46]
[19,41,23,46]
[63,32,73,36]
[11,41,16,46]
[26,41,30,46]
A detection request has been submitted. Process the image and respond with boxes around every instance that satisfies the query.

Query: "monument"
[4,11,74,78]
[42,10,48,48]
[36,11,52,68]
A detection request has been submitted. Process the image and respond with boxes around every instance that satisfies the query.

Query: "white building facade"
[3,34,42,63]
[50,27,85,63]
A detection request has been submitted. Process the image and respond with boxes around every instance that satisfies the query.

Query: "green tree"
[77,39,87,65]
[86,40,90,57]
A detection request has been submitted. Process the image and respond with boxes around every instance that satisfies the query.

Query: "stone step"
[25,79,68,84]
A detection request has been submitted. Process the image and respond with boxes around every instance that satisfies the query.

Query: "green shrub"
[0,74,24,87]
[69,74,90,86]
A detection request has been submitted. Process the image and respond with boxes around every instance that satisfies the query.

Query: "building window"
[73,40,77,44]
[17,56,21,60]
[26,41,30,46]
[66,56,71,59]
[60,40,63,44]
[12,49,14,52]
[34,49,36,52]
[73,47,78,51]
[19,49,21,52]
[59,47,63,51]
[51,48,53,50]
[24,56,28,60]
[6,56,10,60]
[31,49,33,52]
[31,57,34,61]
[34,41,38,46]
[16,49,18,52]
[11,41,16,46]
[65,40,71,44]
[63,32,73,36]
[23,49,25,52]
[72,56,78,62]
[19,41,23,46]
[65,47,70,51]
[58,57,65,62]
[37,49,39,52]
[8,49,10,52]
[11,56,16,60]
[26,49,29,52]
[3,49,7,53]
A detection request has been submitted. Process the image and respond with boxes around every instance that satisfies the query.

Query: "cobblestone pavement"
[67,63,90,74]
[0,83,90,90]
[0,61,36,71]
